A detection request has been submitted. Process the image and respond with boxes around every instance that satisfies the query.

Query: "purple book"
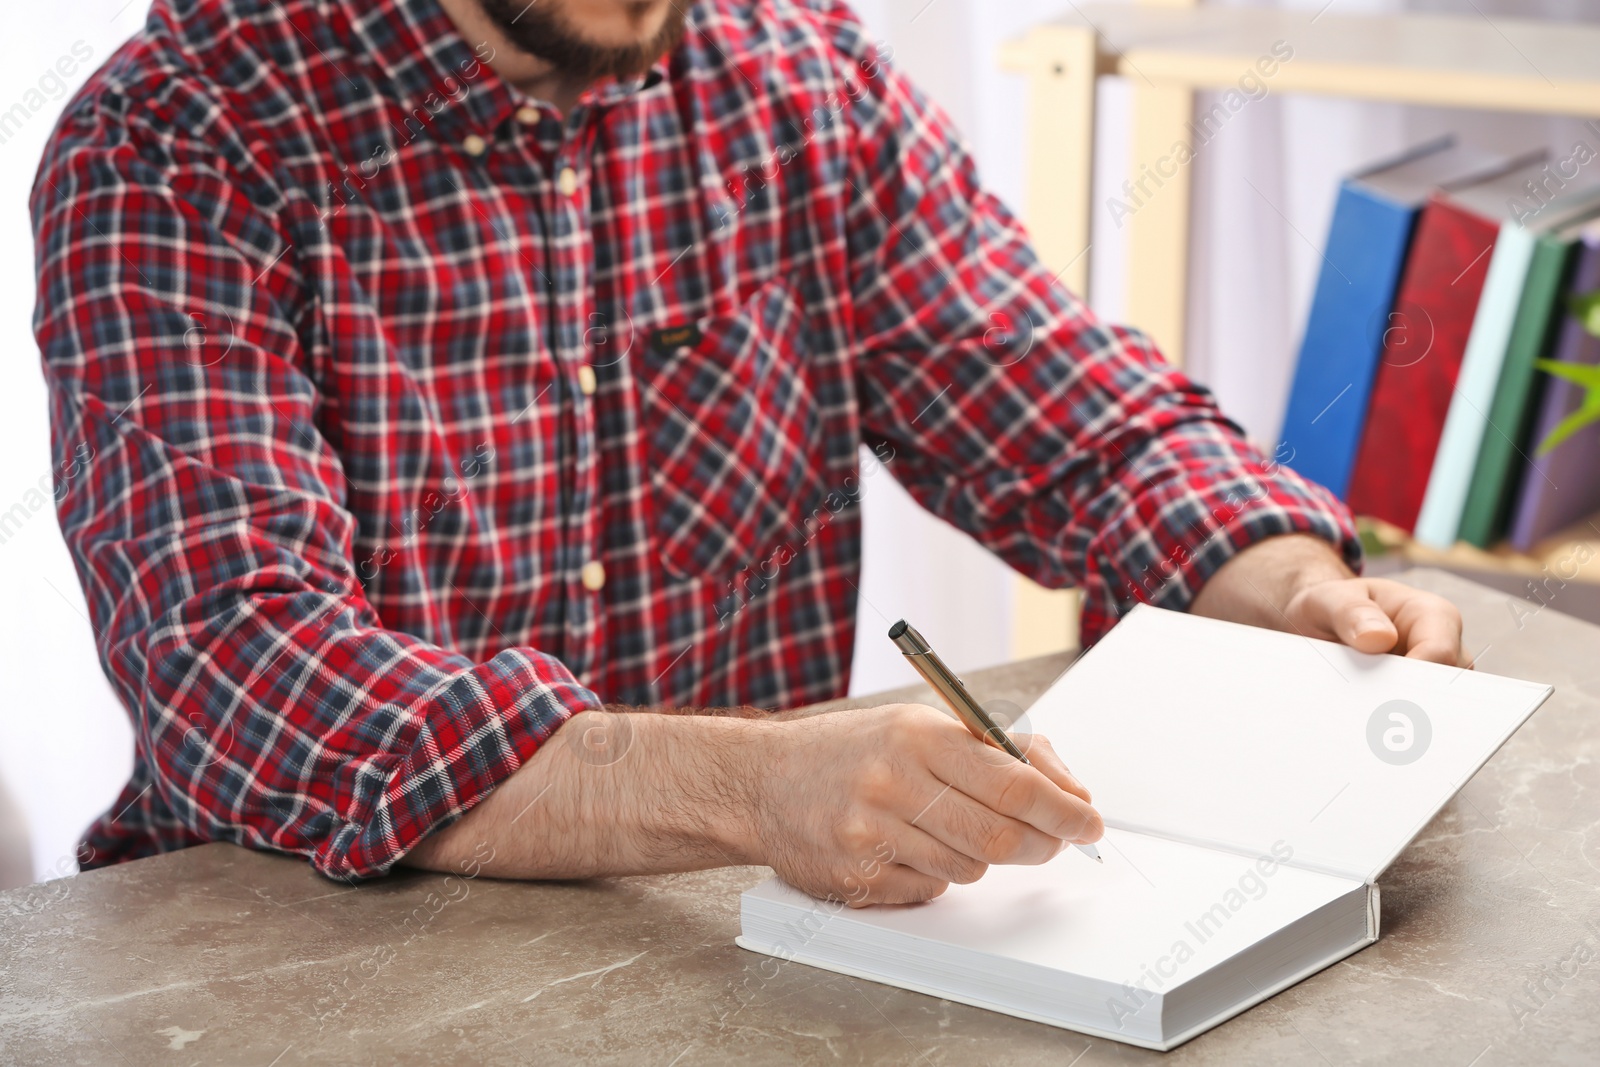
[1510,222,1600,551]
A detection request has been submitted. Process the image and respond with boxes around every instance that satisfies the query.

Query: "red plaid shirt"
[33,0,1357,879]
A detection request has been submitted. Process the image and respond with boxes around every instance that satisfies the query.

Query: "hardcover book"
[1346,156,1549,533]
[1509,219,1600,550]
[737,607,1552,1050]
[1414,190,1600,549]
[1279,138,1506,500]
[1457,211,1600,547]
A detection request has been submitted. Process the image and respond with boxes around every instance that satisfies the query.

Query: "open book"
[737,605,1552,1050]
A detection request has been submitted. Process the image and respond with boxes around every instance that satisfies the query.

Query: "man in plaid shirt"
[33,0,1463,903]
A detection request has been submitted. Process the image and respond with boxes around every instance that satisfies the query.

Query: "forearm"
[403,700,1107,906]
[399,710,770,879]
[626,702,834,722]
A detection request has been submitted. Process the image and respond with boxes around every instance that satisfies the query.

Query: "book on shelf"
[1278,137,1508,500]
[1509,218,1600,551]
[1457,210,1600,547]
[1345,153,1549,534]
[1414,187,1600,549]
[737,606,1552,1051]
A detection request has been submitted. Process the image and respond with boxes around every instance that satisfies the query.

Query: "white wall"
[0,4,152,884]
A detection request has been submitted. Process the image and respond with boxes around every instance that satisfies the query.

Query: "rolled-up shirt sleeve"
[32,94,598,880]
[831,12,1360,642]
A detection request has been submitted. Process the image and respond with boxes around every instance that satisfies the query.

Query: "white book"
[737,605,1552,1050]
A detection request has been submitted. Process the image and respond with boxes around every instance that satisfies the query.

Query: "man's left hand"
[1189,534,1468,667]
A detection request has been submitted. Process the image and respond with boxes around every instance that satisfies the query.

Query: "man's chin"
[478,0,690,82]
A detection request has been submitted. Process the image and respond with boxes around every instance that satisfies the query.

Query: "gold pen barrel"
[887,619,1102,863]
[888,620,1030,763]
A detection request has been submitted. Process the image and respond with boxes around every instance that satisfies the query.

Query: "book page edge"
[1158,923,1379,1051]
[731,935,1172,1051]
[733,921,1380,1054]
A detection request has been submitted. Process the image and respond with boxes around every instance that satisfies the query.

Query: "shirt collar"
[333,0,668,142]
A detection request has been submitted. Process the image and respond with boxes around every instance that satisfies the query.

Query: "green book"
[1457,217,1589,547]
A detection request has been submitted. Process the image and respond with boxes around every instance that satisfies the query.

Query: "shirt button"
[515,105,540,125]
[557,167,578,197]
[577,364,597,396]
[462,133,488,157]
[581,560,606,592]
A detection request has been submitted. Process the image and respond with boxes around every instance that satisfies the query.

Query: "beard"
[475,0,690,81]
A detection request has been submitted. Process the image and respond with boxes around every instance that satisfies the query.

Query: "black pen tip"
[887,620,908,639]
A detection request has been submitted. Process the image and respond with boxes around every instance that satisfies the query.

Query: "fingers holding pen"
[885,622,1102,852]
[1011,732,1092,803]
[927,727,1105,846]
[902,782,1065,867]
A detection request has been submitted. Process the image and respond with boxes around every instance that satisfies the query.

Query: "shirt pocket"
[637,279,822,583]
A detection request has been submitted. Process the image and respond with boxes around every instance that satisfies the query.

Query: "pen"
[888,619,1102,863]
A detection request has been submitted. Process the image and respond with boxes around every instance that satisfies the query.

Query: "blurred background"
[1,0,1594,886]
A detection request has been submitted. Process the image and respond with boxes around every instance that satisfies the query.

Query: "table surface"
[4,570,1599,1066]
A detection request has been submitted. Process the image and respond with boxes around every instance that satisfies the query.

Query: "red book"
[1346,162,1539,532]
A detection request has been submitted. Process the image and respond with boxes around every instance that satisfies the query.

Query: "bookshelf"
[1000,1,1600,655]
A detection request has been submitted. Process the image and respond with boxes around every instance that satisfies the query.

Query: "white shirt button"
[557,167,578,197]
[515,105,540,125]
[462,133,488,157]
[581,560,606,592]
[577,364,597,396]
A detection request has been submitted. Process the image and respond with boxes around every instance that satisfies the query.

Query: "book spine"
[1509,233,1600,550]
[1457,233,1575,547]
[1346,194,1500,533]
[1413,222,1539,548]
[1278,184,1417,500]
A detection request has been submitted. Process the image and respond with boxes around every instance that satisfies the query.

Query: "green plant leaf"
[1572,289,1600,339]
[1533,358,1600,455]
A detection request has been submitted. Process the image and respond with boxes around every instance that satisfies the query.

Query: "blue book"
[1278,139,1507,499]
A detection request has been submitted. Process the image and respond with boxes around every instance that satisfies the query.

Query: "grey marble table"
[3,570,1597,1065]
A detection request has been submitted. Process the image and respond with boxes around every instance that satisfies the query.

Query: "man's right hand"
[402,701,1104,905]
[748,703,1103,906]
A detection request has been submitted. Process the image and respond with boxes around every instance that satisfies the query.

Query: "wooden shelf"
[1363,517,1600,586]
[1000,5,1600,363]
[999,4,1600,648]
[1036,4,1600,116]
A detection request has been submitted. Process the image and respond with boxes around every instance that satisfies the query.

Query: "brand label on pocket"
[650,323,704,354]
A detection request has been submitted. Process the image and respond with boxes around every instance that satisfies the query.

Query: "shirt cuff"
[312,648,602,880]
[1080,457,1362,646]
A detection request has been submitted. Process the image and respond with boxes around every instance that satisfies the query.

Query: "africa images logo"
[1366,699,1432,766]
